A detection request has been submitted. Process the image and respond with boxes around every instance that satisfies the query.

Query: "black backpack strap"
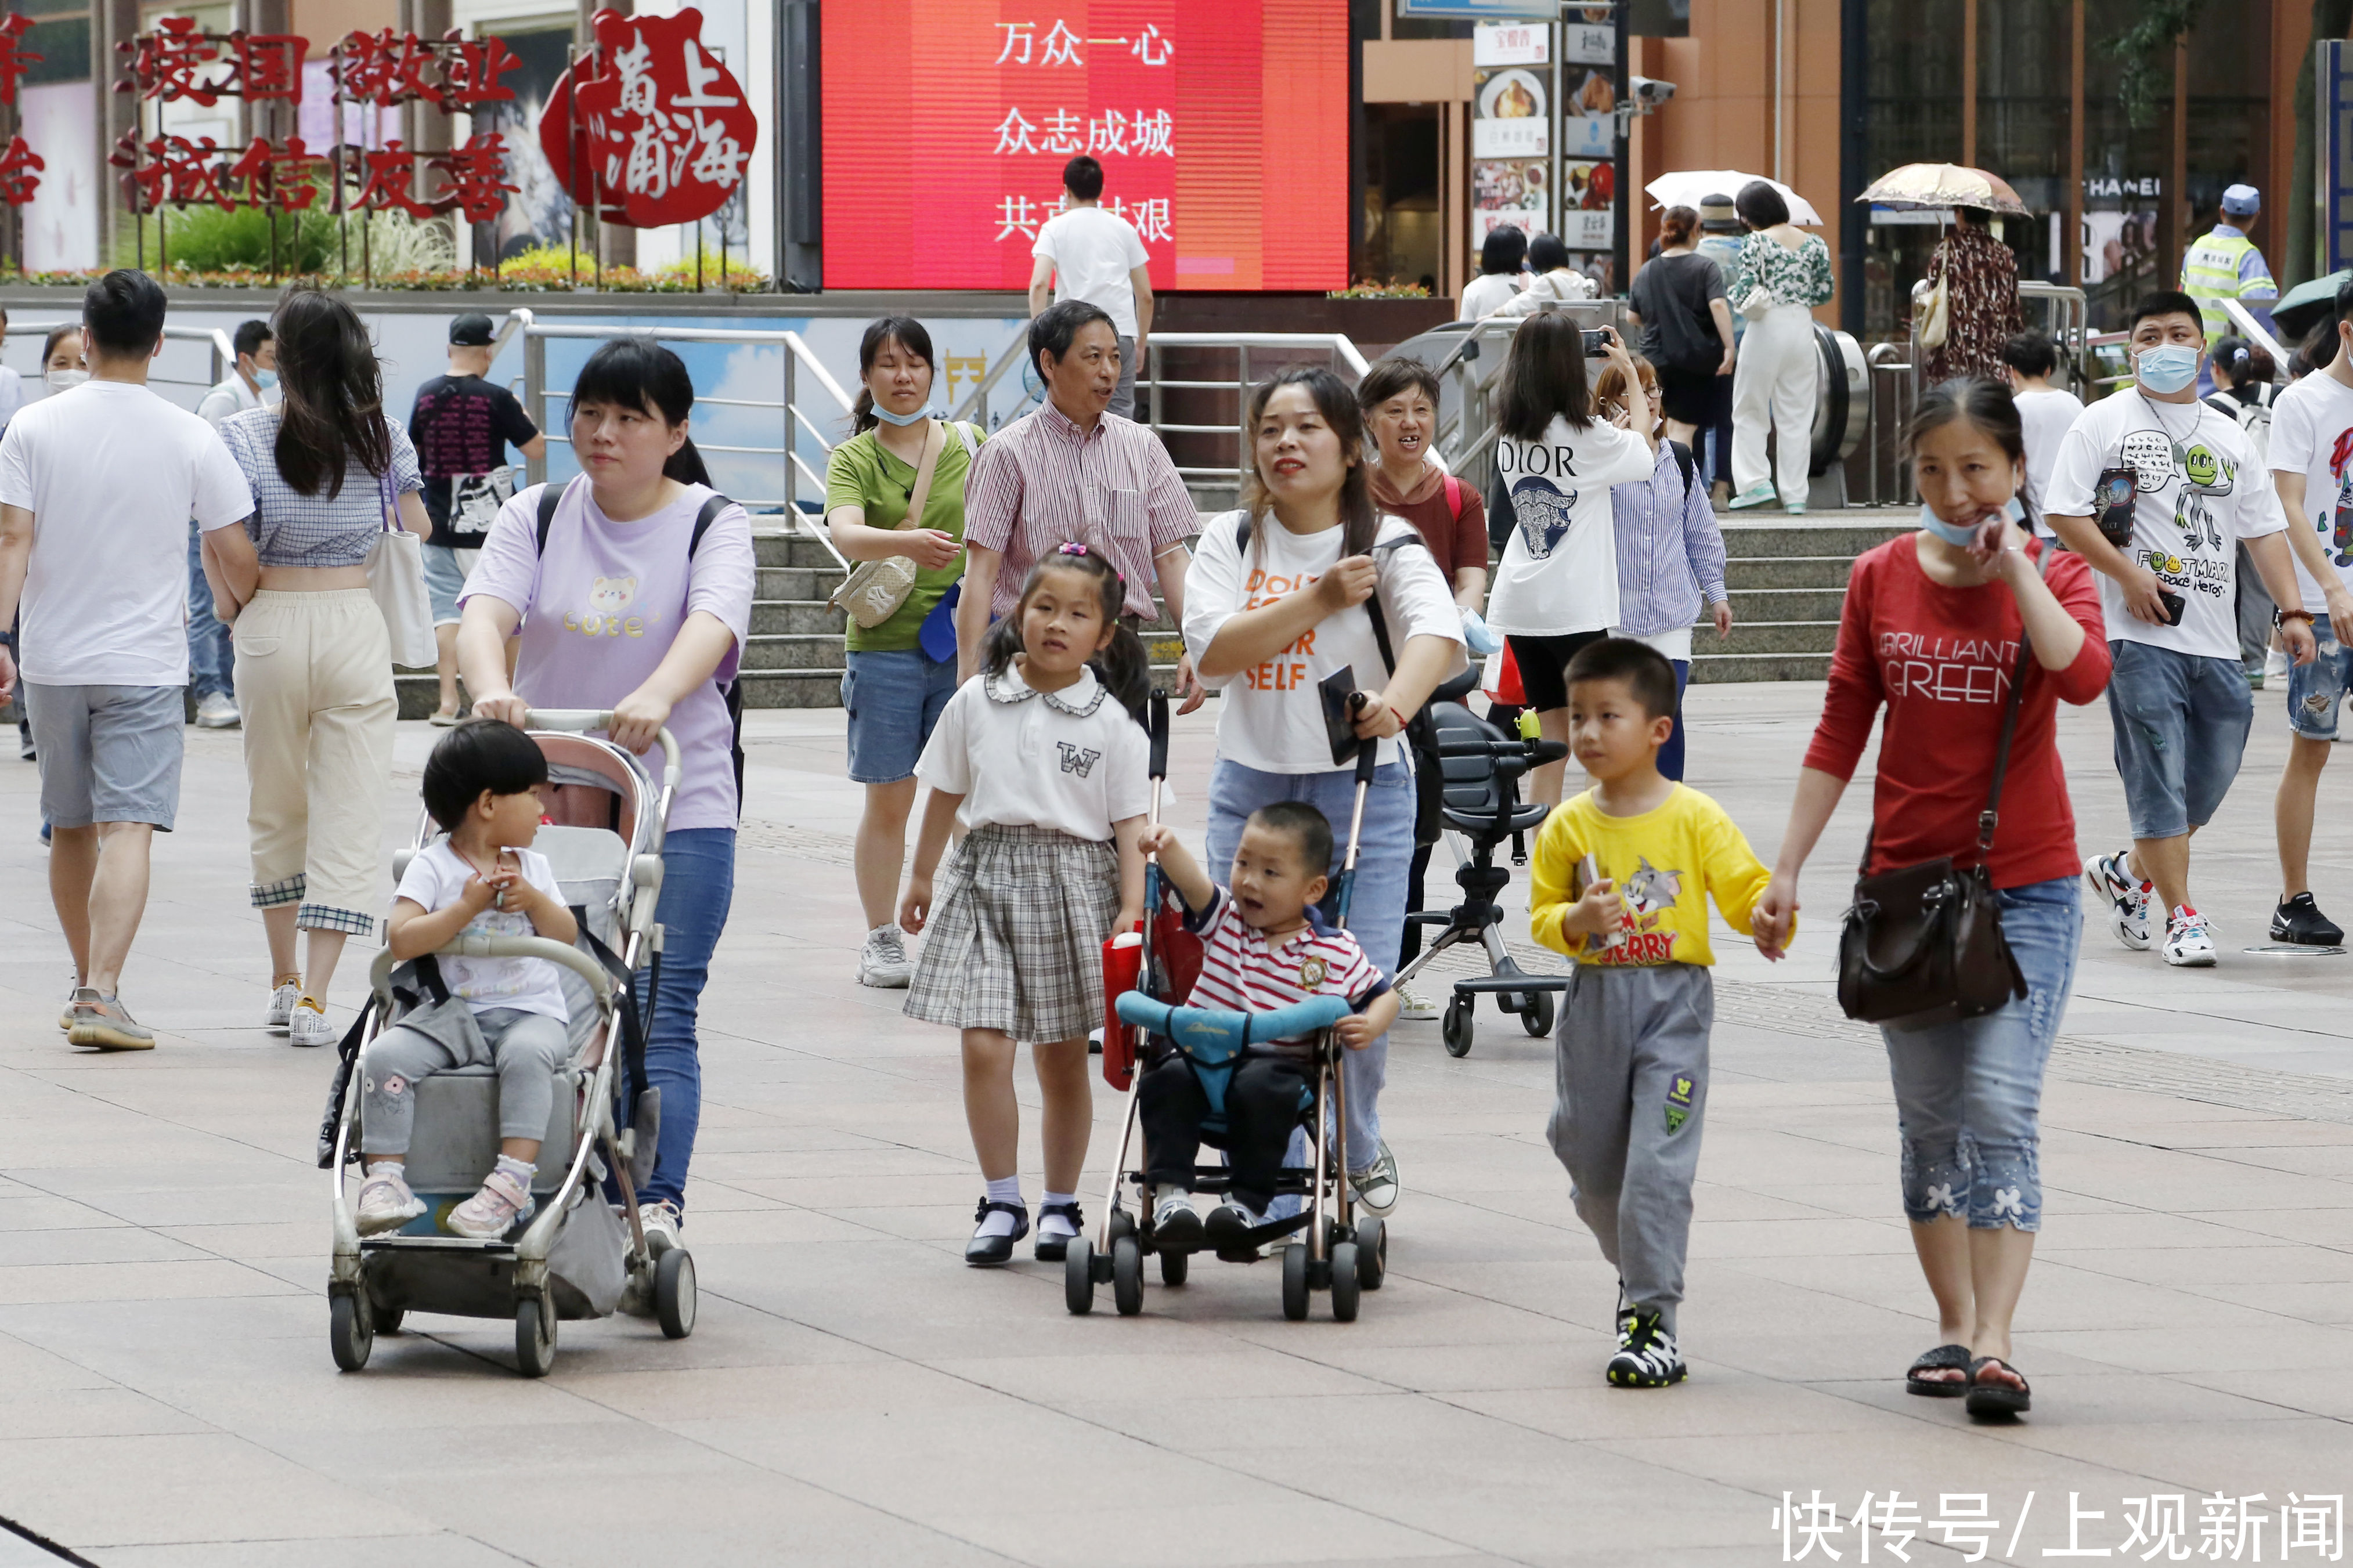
[686,491,747,815]
[533,479,565,556]
[688,492,732,556]
[1668,440,1695,497]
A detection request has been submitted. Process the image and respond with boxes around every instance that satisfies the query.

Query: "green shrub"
[122,205,342,274]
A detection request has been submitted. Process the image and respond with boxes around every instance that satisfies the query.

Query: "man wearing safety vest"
[2182,183,2279,391]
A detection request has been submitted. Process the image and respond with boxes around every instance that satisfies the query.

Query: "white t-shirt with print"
[2265,369,2353,617]
[2044,386,2282,662]
[1486,414,1657,637]
[0,380,253,686]
[915,662,1151,840]
[2013,386,2085,521]
[1033,207,1150,338]
[1183,512,1467,774]
[392,842,571,1022]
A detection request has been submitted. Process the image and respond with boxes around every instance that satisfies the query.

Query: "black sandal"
[1906,1343,1973,1397]
[1033,1200,1084,1262]
[964,1198,1029,1267]
[1964,1356,2031,1419]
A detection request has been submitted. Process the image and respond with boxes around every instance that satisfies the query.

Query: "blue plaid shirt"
[1612,441,1727,638]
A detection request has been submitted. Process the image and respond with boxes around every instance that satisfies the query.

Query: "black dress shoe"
[964,1198,1028,1266]
[1033,1200,1084,1260]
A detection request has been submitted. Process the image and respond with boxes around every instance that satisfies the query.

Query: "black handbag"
[1834,626,2036,1028]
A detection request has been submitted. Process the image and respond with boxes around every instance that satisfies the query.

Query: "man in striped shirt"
[1131,803,1398,1253]
[957,300,1206,710]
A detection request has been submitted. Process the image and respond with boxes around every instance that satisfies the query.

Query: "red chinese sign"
[537,8,757,227]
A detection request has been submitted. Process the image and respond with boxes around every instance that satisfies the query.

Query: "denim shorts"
[421,542,477,628]
[2104,640,2253,840]
[842,647,958,784]
[2286,614,2353,741]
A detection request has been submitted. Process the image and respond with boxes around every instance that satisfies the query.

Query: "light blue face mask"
[869,401,929,427]
[1918,497,2023,547]
[254,367,278,391]
[2134,343,2200,395]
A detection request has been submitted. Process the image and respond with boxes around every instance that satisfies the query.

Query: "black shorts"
[1507,630,1607,713]
[1655,364,1721,427]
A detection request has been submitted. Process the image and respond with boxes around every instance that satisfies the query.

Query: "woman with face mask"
[1752,378,2110,1421]
[40,325,88,395]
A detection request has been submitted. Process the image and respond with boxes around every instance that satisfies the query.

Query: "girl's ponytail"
[980,610,1027,681]
[1090,623,1151,720]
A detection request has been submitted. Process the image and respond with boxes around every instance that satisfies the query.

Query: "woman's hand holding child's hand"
[1751,875,1797,962]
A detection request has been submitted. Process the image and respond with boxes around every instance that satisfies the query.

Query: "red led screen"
[821,0,1349,291]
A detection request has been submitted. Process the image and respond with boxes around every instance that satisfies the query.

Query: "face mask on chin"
[868,400,929,427]
[1917,497,2024,548]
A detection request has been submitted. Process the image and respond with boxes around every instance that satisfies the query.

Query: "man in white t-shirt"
[1028,155,1152,421]
[1998,328,2084,528]
[0,270,257,1049]
[2045,290,2313,967]
[2259,276,2353,946]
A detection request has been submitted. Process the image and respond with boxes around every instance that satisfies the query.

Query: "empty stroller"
[1069,696,1387,1322]
[1392,688,1571,1057]
[323,711,693,1377]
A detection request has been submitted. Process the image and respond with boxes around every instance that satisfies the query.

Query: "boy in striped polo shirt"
[1134,803,1399,1255]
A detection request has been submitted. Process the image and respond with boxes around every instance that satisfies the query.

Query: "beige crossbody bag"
[831,419,952,629]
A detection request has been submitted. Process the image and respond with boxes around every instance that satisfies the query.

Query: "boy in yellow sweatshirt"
[1527,638,1782,1388]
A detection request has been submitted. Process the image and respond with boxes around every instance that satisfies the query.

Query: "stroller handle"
[367,935,619,1011]
[523,709,684,793]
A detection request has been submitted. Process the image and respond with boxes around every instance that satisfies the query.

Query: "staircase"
[1689,513,1912,684]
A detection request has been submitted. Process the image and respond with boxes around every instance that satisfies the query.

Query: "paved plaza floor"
[1,681,2350,1566]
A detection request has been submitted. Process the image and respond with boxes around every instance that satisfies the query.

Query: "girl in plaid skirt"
[900,545,1152,1266]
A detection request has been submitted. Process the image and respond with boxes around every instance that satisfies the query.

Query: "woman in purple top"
[457,339,756,1255]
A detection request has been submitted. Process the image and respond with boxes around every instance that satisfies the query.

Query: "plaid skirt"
[904,823,1121,1042]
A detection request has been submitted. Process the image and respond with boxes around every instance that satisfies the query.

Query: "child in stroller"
[1134,803,1399,1255]
[355,721,579,1240]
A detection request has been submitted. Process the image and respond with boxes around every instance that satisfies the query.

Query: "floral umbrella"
[1858,163,2030,216]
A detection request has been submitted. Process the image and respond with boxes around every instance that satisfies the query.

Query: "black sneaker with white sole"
[2271,892,2345,946]
[1606,1305,1687,1389]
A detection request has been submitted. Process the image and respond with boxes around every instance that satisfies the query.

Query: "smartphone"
[1581,328,1608,356]
[2094,467,2137,548]
[1318,666,1362,765]
[2158,589,2186,626]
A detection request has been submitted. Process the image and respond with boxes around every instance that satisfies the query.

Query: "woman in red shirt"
[1752,378,2109,1420]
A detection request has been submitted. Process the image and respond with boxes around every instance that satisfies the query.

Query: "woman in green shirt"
[825,316,983,988]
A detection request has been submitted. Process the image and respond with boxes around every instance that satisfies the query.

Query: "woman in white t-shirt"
[1182,367,1467,1219]
[1484,313,1658,804]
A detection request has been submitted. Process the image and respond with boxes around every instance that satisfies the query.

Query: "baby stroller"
[1392,681,1570,1058]
[322,710,693,1377]
[1069,696,1387,1323]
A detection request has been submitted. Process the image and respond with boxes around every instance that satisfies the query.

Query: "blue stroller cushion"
[1115,993,1350,1131]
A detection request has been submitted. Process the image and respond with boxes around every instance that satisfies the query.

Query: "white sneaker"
[266,980,301,1031]
[2265,646,2291,682]
[1348,1140,1401,1218]
[355,1166,427,1235]
[288,994,337,1047]
[1394,982,1439,1022]
[638,1198,683,1256]
[193,692,240,729]
[2082,851,2153,951]
[856,924,914,988]
[2163,906,2217,967]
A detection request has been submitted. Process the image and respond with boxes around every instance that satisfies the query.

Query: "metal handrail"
[2222,297,2290,373]
[6,319,235,399]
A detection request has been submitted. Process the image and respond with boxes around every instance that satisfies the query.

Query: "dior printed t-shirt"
[1484,413,1656,638]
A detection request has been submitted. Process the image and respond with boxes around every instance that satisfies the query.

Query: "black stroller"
[1392,688,1571,1057]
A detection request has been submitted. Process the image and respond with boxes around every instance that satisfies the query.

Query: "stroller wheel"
[1330,1242,1362,1322]
[1280,1242,1310,1321]
[1441,994,1474,1058]
[515,1297,557,1378]
[1159,1249,1189,1287]
[1522,991,1556,1038]
[1107,1207,1137,1244]
[655,1247,697,1339]
[1356,1218,1387,1291]
[1064,1237,1096,1314]
[1111,1235,1144,1316]
[329,1291,373,1372]
[376,1304,405,1336]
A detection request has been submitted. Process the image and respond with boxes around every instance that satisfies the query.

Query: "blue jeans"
[2286,613,2353,740]
[2105,639,2251,839]
[1879,876,2082,1231]
[841,647,958,784]
[187,521,233,702]
[1206,757,1416,1172]
[634,827,737,1210]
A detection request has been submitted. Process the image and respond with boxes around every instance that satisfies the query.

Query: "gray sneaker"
[856,924,914,988]
[1349,1140,1401,1218]
[67,988,155,1051]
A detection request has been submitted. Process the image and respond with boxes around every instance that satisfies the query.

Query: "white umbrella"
[1643,170,1823,227]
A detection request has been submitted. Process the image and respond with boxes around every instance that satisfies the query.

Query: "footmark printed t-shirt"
[1485,414,1656,637]
[392,842,570,1021]
[0,380,254,685]
[2045,386,2282,662]
[463,479,755,833]
[2265,369,2353,616]
[1182,512,1466,774]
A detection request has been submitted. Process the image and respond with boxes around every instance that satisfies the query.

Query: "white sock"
[1038,1190,1079,1237]
[976,1175,1024,1238]
[366,1160,407,1188]
[1153,1183,1189,1209]
[493,1154,536,1191]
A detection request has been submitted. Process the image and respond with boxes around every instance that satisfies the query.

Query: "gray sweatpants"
[360,1007,569,1156]
[1546,963,1713,1335]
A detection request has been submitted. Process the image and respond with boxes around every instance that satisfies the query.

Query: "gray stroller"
[323,711,693,1377]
